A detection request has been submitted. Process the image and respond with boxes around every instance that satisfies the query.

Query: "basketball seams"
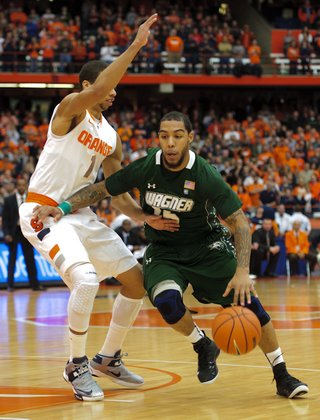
[212,306,261,355]
[212,315,235,353]
[242,313,262,340]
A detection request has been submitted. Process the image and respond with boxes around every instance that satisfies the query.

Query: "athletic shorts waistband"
[26,192,59,207]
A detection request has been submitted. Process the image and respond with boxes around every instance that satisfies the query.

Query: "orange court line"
[0,366,181,415]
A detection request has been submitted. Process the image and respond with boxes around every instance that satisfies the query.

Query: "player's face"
[98,88,117,111]
[159,120,193,171]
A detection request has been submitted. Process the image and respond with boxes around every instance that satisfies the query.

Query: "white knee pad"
[69,263,99,315]
[152,280,183,302]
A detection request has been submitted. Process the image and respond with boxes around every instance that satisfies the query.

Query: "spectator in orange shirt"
[285,221,317,276]
[22,118,39,143]
[247,173,265,208]
[254,113,269,137]
[273,138,291,167]
[248,39,262,77]
[116,27,130,54]
[165,28,184,63]
[117,121,133,150]
[96,198,114,226]
[27,37,40,72]
[237,185,252,214]
[207,117,222,136]
[0,155,15,173]
[257,145,274,166]
[130,134,146,153]
[40,32,56,72]
[104,24,117,46]
[65,18,80,37]
[10,7,27,28]
[0,135,16,154]
[293,178,307,205]
[239,24,255,52]
[283,151,300,175]
[38,118,49,147]
[48,16,65,34]
[147,131,159,149]
[222,112,237,132]
[287,40,299,75]
[309,173,320,200]
[71,39,87,72]
[298,0,316,28]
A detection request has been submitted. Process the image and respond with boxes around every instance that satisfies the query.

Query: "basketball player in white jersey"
[19,14,178,402]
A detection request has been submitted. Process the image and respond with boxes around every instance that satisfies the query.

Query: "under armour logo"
[148,183,156,189]
[145,258,152,264]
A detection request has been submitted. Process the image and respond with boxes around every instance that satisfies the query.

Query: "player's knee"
[154,289,186,325]
[69,263,99,315]
[245,297,270,327]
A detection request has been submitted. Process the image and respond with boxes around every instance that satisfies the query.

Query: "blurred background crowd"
[1,0,320,267]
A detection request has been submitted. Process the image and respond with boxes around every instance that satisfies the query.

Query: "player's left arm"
[223,208,258,306]
[102,135,179,232]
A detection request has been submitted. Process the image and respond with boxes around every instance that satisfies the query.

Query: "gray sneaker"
[89,350,144,387]
[63,356,104,401]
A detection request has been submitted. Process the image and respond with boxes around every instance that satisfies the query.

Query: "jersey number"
[152,207,180,223]
[84,155,96,178]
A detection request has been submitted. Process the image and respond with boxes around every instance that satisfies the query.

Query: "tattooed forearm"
[67,181,109,211]
[225,209,251,269]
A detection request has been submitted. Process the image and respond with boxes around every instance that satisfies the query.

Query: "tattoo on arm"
[225,209,251,268]
[67,181,108,211]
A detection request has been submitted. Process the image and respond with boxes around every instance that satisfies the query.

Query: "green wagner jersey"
[105,148,242,245]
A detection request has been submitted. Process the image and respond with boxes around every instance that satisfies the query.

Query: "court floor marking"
[1,354,319,373]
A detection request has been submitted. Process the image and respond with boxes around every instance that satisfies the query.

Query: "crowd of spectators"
[0,1,263,75]
[2,93,320,276]
[2,93,320,226]
[258,0,320,30]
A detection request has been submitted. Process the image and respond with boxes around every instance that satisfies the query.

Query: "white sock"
[69,330,88,360]
[185,324,204,344]
[100,293,142,357]
[265,347,284,367]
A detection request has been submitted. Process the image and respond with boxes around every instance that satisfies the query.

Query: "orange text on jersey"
[78,130,112,157]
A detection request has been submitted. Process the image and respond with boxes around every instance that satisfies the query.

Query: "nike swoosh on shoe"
[77,389,93,395]
[108,371,121,378]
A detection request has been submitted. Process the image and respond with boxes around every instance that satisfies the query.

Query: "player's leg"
[152,280,220,385]
[19,205,104,401]
[86,223,145,386]
[247,299,309,399]
[63,262,104,401]
[144,242,220,385]
[89,264,145,387]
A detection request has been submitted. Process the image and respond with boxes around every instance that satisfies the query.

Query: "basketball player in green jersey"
[33,111,308,399]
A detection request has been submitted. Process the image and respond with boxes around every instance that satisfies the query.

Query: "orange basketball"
[211,306,261,355]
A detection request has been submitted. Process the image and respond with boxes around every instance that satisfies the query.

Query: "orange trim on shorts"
[26,193,59,207]
[49,244,60,260]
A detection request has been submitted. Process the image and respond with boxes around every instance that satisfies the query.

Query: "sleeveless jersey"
[105,148,242,244]
[28,105,117,203]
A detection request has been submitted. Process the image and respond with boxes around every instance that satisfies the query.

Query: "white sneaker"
[90,350,144,387]
[63,356,104,401]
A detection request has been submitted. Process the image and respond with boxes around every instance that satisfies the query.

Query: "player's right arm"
[54,14,157,122]
[32,179,179,231]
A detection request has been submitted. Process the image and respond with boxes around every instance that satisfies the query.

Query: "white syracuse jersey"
[28,105,117,204]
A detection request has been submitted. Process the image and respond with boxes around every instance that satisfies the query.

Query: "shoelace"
[114,352,129,367]
[73,362,96,387]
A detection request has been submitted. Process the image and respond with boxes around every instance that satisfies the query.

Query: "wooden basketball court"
[1,275,319,420]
